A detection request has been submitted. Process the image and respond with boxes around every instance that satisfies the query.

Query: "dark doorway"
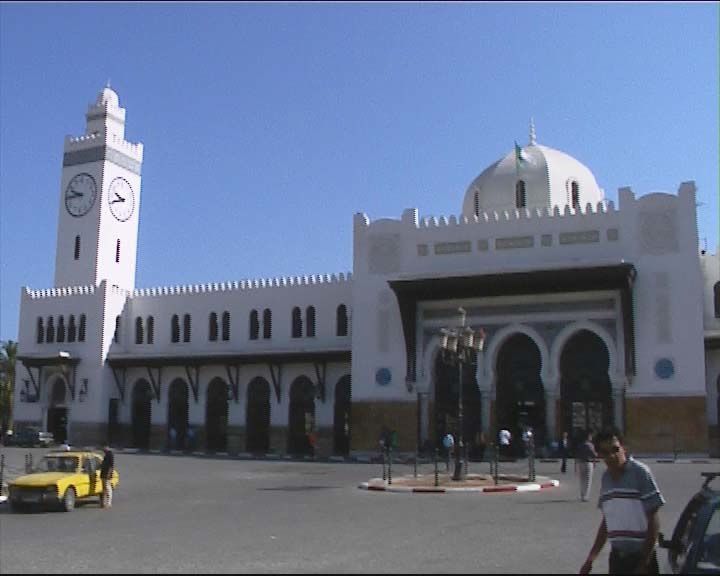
[496,333,546,456]
[47,379,68,444]
[560,329,613,448]
[206,378,229,452]
[168,379,189,451]
[433,348,482,458]
[108,398,120,446]
[131,380,152,449]
[288,376,315,455]
[246,377,271,454]
[333,375,351,455]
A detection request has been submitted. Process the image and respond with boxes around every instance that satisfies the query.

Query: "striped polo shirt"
[597,456,665,553]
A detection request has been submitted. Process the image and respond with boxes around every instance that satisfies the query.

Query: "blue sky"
[1,2,718,343]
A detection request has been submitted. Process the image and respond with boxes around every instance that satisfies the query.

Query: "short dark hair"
[593,426,623,449]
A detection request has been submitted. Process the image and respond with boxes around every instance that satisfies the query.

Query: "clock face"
[65,173,97,217]
[107,177,135,221]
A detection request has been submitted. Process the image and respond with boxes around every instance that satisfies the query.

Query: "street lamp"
[440,307,485,481]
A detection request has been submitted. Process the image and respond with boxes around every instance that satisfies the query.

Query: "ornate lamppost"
[440,307,485,482]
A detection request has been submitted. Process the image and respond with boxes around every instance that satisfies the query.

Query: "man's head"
[593,426,627,471]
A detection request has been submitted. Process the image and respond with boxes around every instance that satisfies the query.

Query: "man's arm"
[580,518,607,574]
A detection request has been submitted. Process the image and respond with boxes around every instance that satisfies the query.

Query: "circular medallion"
[375,368,392,386]
[654,358,675,380]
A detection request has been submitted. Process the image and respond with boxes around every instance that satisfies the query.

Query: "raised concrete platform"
[358,472,560,493]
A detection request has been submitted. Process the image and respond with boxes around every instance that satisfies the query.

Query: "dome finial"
[529,117,536,146]
[106,78,111,89]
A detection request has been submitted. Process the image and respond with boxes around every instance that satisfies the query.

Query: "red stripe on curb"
[482,486,518,493]
[367,486,386,491]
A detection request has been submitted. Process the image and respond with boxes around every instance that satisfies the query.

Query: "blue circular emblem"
[654,358,674,379]
[375,368,392,386]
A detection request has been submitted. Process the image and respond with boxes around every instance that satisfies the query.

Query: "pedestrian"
[100,445,115,509]
[169,426,177,451]
[560,431,569,474]
[498,428,512,458]
[575,429,597,501]
[442,433,454,471]
[579,426,664,575]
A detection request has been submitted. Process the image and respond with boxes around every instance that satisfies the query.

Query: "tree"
[0,340,17,434]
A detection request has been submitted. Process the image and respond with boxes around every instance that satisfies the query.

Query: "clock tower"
[54,86,143,291]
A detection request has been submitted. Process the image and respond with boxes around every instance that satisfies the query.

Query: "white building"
[13,88,720,457]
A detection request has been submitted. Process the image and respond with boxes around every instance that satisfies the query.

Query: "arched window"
[46,316,55,343]
[57,316,66,343]
[183,314,191,343]
[263,308,272,339]
[37,317,44,343]
[571,181,580,209]
[115,239,121,263]
[714,282,720,318]
[209,312,218,342]
[292,307,302,338]
[171,314,180,343]
[306,306,316,337]
[249,310,259,340]
[222,312,230,341]
[515,180,527,208]
[69,315,77,342]
[74,235,81,260]
[135,316,144,344]
[112,315,118,344]
[336,304,348,337]
[78,314,86,342]
[147,316,154,344]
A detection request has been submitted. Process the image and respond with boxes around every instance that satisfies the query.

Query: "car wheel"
[62,487,76,512]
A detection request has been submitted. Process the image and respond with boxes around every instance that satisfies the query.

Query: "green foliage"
[0,340,17,432]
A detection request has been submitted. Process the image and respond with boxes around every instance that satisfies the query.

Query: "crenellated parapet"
[131,272,353,298]
[64,131,143,162]
[23,284,97,299]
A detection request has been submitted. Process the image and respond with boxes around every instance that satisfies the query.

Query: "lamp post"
[440,307,485,482]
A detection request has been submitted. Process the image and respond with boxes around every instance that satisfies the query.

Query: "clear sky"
[1,2,718,343]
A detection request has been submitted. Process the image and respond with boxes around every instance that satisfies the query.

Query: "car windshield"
[698,505,720,570]
[37,456,78,473]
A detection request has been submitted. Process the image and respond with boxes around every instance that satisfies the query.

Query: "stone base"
[351,401,417,452]
[625,396,708,454]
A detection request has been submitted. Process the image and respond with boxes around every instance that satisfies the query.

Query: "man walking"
[100,445,115,509]
[579,427,664,575]
[575,430,597,501]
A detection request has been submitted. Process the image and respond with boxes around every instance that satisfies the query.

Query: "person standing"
[560,431,569,474]
[580,427,664,575]
[498,428,512,458]
[100,445,115,509]
[575,430,597,501]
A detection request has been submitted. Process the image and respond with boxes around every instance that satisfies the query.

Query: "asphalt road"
[0,446,716,574]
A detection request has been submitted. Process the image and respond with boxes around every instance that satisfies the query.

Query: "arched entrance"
[205,378,229,452]
[496,333,546,456]
[288,376,315,455]
[246,377,271,453]
[560,329,613,447]
[131,379,153,449]
[333,375,351,455]
[433,348,482,458]
[168,379,189,451]
[47,379,68,444]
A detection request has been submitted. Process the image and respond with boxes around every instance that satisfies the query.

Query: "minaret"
[54,87,144,290]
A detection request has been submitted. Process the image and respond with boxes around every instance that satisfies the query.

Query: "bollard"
[382,446,387,482]
[0,454,4,497]
[434,448,439,487]
[414,453,418,478]
[464,444,469,478]
[387,446,392,485]
[528,438,536,482]
[493,442,499,485]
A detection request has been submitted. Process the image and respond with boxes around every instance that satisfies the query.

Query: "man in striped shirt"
[579,427,665,575]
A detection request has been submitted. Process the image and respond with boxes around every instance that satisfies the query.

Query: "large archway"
[131,379,153,449]
[246,377,271,453]
[205,378,229,452]
[559,329,613,448]
[333,375,351,456]
[495,333,546,456]
[168,379,189,451]
[288,376,316,455]
[433,347,482,458]
[47,378,68,444]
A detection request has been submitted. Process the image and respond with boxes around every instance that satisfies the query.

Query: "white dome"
[462,142,604,217]
[96,87,119,108]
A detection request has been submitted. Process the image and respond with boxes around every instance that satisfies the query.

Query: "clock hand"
[69,189,84,198]
[110,193,126,204]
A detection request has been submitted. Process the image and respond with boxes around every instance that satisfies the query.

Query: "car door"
[81,455,99,497]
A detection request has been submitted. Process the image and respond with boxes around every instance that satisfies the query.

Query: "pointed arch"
[206,378,229,452]
[131,379,153,449]
[246,377,271,453]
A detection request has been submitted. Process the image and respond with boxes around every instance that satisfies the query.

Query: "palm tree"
[0,340,17,435]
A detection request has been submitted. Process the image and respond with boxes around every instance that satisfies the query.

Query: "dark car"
[659,471,720,574]
[6,427,54,448]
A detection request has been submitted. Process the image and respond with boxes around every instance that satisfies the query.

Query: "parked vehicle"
[5,426,54,447]
[659,471,720,574]
[8,450,119,512]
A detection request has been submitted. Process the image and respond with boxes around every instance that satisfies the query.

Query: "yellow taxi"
[8,450,119,512]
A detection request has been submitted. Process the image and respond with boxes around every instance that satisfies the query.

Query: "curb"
[358,479,560,493]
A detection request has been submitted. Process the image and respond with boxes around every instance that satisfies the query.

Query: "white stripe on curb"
[358,479,559,493]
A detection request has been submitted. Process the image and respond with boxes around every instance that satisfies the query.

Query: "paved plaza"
[0,446,717,573]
